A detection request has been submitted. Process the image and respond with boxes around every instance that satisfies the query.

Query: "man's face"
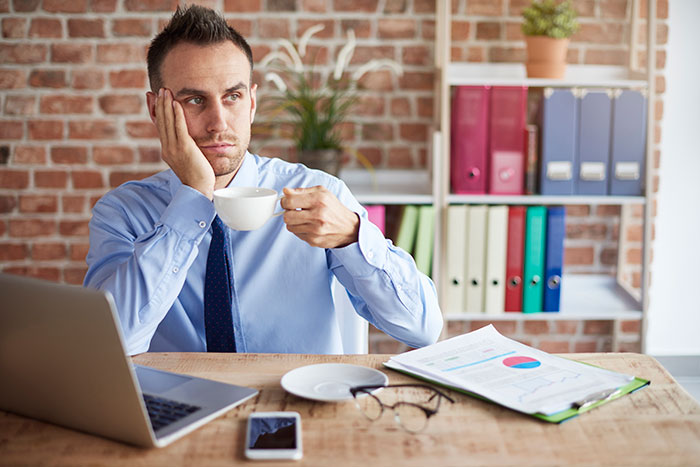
[150,41,257,178]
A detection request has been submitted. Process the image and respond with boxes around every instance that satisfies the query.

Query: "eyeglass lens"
[354,394,383,420]
[393,403,429,432]
[353,387,437,433]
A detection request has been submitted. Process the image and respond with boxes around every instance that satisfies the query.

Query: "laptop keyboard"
[142,393,201,432]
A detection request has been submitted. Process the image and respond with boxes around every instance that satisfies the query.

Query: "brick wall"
[0,0,666,353]
[371,318,642,354]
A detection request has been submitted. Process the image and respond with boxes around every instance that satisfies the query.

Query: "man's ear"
[146,91,157,125]
[249,83,257,124]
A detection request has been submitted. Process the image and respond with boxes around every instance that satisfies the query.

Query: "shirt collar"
[167,151,258,198]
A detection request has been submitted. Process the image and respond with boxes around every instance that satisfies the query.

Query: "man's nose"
[205,101,228,133]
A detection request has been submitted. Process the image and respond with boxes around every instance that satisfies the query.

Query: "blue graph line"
[516,371,582,403]
[442,350,516,372]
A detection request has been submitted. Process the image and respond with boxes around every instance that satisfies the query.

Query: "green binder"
[394,205,420,255]
[523,206,547,313]
[413,205,435,277]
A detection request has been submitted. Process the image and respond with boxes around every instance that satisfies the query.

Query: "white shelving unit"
[341,1,657,351]
[340,169,432,205]
[432,1,657,351]
[444,274,641,321]
[448,63,648,88]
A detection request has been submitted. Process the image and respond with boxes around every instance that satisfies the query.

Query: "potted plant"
[521,0,579,79]
[259,25,402,176]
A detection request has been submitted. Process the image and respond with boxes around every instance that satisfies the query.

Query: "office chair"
[332,277,369,354]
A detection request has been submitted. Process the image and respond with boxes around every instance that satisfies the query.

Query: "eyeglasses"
[349,384,455,433]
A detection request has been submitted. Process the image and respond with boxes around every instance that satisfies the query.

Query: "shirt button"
[367,251,374,260]
[172,266,179,273]
[198,220,206,228]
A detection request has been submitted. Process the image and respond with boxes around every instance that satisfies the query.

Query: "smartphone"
[244,411,303,460]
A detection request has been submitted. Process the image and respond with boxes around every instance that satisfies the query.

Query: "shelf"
[443,274,642,321]
[339,171,645,206]
[340,169,433,205]
[447,194,645,206]
[448,63,648,89]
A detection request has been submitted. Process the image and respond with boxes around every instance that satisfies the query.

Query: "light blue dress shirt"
[84,152,443,355]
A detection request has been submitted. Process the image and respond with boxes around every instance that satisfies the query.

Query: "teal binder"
[523,206,547,313]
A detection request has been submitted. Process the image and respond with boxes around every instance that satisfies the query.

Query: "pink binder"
[450,86,490,194]
[488,86,527,195]
[365,205,385,235]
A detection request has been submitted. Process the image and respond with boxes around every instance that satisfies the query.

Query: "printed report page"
[387,325,634,415]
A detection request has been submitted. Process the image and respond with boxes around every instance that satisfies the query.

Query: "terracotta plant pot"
[524,36,569,79]
[298,149,342,176]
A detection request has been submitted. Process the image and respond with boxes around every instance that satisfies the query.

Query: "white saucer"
[280,363,388,402]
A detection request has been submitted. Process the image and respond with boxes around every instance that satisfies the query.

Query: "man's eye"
[226,94,240,102]
[186,97,204,105]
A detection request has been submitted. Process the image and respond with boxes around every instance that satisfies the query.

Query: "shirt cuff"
[330,214,387,277]
[158,185,216,240]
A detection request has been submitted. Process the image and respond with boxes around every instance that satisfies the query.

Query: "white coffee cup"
[213,186,284,231]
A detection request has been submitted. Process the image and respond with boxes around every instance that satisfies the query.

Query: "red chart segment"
[503,356,541,369]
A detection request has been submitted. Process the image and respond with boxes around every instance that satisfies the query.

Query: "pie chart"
[503,356,541,369]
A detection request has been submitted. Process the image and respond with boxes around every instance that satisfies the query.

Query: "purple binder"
[540,88,578,195]
[577,90,612,196]
[609,89,647,196]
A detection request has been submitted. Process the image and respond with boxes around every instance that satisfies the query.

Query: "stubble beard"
[210,148,245,178]
[197,133,249,178]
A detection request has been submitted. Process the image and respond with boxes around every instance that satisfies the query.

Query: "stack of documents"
[384,325,649,422]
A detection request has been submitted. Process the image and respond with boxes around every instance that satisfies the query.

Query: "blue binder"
[543,206,565,312]
[540,88,579,195]
[576,90,612,195]
[609,89,647,196]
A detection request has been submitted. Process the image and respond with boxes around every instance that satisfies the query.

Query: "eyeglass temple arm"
[351,384,456,403]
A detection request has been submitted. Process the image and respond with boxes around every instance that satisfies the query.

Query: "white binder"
[484,206,509,315]
[445,205,468,313]
[464,205,487,313]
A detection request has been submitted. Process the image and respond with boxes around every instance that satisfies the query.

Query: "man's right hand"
[154,88,216,200]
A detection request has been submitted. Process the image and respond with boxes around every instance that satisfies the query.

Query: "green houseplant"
[521,0,580,79]
[259,25,402,176]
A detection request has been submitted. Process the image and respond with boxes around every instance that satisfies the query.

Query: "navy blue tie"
[204,216,236,352]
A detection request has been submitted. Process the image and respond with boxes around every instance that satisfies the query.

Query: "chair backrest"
[332,277,368,354]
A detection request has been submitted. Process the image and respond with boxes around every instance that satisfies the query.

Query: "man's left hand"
[281,186,360,249]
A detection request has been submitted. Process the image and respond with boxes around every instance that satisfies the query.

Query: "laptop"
[0,273,258,448]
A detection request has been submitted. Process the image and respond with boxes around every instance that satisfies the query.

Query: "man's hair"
[146,5,254,92]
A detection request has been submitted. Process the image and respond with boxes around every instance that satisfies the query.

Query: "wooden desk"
[1,353,699,466]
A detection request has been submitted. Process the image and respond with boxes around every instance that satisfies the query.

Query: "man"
[84,5,442,355]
